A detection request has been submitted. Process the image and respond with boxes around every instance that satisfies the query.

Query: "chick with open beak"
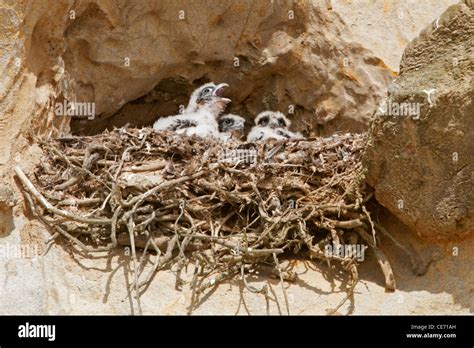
[189,82,231,117]
[153,82,231,139]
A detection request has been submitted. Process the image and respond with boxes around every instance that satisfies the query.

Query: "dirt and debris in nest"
[14,127,396,314]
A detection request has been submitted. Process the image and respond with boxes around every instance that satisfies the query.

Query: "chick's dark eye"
[259,116,269,126]
[224,119,232,124]
[202,88,213,94]
[278,118,286,126]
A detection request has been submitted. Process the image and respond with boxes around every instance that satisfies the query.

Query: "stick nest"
[16,127,395,314]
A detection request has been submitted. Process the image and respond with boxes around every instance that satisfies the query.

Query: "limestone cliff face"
[365,0,474,240]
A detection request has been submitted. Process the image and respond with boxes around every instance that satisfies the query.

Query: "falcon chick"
[246,111,302,142]
[153,82,230,138]
[218,114,246,141]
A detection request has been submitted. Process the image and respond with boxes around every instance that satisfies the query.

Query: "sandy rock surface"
[365,0,474,240]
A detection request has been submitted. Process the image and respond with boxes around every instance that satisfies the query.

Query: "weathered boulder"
[365,1,474,240]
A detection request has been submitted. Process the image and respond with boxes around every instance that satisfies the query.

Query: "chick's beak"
[213,83,229,96]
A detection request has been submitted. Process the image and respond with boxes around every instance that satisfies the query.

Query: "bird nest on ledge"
[14,127,396,314]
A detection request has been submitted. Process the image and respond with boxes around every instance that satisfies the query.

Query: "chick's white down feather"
[247,111,303,142]
[153,82,230,139]
[153,109,219,137]
[217,114,246,141]
[247,126,286,141]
